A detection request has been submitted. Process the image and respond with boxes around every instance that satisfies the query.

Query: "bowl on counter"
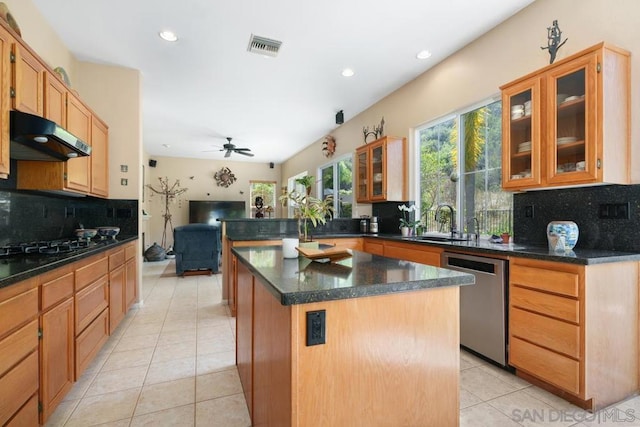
[96,226,120,239]
[74,228,97,239]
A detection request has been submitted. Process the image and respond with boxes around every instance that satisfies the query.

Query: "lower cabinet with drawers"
[508,257,639,411]
[0,239,139,425]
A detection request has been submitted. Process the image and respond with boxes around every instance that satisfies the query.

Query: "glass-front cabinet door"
[355,147,369,203]
[546,54,597,184]
[502,78,541,189]
[369,141,385,200]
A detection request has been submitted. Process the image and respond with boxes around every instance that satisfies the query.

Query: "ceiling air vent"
[247,34,282,57]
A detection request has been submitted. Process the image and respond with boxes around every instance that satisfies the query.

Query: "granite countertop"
[377,234,640,265]
[227,231,640,265]
[0,235,138,289]
[232,246,474,306]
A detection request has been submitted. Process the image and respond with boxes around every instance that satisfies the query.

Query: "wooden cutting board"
[296,246,353,263]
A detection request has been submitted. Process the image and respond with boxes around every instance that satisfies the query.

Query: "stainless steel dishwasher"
[441,252,507,366]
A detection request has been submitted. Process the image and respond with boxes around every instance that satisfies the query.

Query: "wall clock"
[214,167,236,187]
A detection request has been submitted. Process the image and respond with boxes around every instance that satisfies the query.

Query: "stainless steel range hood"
[10,110,92,161]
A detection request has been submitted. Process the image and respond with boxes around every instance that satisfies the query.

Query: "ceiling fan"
[220,137,254,158]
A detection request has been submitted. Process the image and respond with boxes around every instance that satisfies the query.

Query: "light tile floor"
[46,259,640,426]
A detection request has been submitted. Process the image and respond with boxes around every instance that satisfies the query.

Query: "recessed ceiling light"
[341,68,355,77]
[416,50,432,59]
[159,30,178,42]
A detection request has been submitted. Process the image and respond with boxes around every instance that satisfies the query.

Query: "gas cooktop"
[0,238,98,257]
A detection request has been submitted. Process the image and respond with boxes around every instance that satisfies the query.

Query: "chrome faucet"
[435,204,456,239]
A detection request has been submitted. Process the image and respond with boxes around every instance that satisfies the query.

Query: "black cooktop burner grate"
[0,239,93,257]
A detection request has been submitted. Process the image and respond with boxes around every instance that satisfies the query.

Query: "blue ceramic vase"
[547,221,579,251]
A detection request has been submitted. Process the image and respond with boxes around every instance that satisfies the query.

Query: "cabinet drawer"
[75,255,108,291]
[384,244,441,267]
[125,242,137,260]
[511,285,579,323]
[510,264,579,297]
[510,336,579,395]
[0,287,38,338]
[109,248,125,270]
[41,271,74,311]
[6,393,38,427]
[363,241,384,256]
[75,308,109,378]
[511,307,580,358]
[0,320,38,378]
[0,351,39,426]
[75,275,108,333]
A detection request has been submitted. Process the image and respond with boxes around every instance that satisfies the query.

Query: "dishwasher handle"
[441,252,505,277]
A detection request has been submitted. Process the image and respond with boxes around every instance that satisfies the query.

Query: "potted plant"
[398,204,419,236]
[280,176,334,244]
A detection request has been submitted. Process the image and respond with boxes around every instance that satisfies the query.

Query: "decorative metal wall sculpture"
[214,167,237,187]
[362,117,385,143]
[322,135,336,157]
[541,20,567,64]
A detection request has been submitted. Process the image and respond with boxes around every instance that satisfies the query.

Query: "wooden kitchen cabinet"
[65,92,92,193]
[11,43,44,117]
[0,25,12,178]
[108,247,127,333]
[236,262,254,418]
[508,257,638,410]
[125,242,138,310]
[44,70,67,125]
[355,136,406,202]
[383,240,442,266]
[0,279,39,426]
[90,115,109,197]
[39,266,75,424]
[502,42,630,190]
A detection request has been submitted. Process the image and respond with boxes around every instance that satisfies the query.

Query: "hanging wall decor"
[362,117,385,143]
[322,135,336,157]
[214,166,237,187]
[541,20,567,64]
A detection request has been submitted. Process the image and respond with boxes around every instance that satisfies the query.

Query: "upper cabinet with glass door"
[355,136,407,203]
[501,43,630,191]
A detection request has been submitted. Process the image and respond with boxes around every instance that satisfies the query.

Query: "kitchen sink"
[411,235,470,243]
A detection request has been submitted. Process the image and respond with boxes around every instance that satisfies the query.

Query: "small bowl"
[97,226,120,239]
[74,228,97,239]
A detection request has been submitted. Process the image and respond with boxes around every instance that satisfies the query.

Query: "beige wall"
[74,62,142,200]
[4,0,77,80]
[282,0,640,210]
[144,156,282,249]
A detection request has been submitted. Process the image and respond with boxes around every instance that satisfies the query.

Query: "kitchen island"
[232,245,474,427]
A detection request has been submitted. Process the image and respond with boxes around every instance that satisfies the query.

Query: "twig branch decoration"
[146,177,188,248]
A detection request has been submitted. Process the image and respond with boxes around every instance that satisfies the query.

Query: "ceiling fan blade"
[224,150,231,158]
[235,148,251,151]
[236,150,254,157]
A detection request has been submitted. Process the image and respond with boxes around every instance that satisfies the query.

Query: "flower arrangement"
[398,204,419,229]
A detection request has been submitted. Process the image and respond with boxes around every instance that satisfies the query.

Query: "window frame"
[317,153,353,219]
[249,180,277,218]
[413,95,509,236]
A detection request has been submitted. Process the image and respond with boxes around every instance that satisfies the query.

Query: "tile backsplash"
[514,184,640,252]
[0,190,138,245]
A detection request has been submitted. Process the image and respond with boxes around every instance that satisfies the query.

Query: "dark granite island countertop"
[233,244,473,426]
[232,245,474,305]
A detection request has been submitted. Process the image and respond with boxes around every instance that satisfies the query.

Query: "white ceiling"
[32,0,533,164]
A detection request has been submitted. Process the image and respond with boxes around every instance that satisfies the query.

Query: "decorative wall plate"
[322,135,336,157]
[54,66,71,86]
[214,167,236,187]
